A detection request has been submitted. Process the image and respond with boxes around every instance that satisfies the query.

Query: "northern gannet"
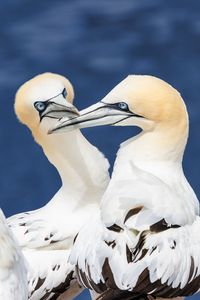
[50,75,200,299]
[8,73,110,299]
[0,208,28,299]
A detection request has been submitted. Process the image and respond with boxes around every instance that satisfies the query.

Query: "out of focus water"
[0,0,200,299]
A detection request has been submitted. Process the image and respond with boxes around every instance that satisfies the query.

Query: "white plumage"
[24,249,77,300]
[51,75,200,299]
[8,73,110,299]
[0,208,28,299]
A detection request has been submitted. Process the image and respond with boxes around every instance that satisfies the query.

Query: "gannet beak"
[39,101,79,122]
[48,101,137,134]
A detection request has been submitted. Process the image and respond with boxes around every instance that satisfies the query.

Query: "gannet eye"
[117,102,129,111]
[34,101,46,112]
[62,88,67,98]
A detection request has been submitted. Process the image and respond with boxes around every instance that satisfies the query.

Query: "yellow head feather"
[15,72,74,129]
[105,75,188,126]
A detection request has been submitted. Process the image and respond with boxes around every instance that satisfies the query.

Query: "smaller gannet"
[0,208,27,299]
[50,75,200,300]
[8,72,110,299]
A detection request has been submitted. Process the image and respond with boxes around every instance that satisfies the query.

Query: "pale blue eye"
[117,102,128,110]
[34,101,46,112]
[62,88,67,98]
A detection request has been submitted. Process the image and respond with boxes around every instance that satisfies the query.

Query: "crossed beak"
[48,101,137,134]
[39,100,79,122]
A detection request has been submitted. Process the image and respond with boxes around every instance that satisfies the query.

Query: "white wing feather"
[0,209,28,300]
[70,164,200,298]
[24,249,82,299]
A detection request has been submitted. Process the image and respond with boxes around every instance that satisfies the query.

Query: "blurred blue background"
[0,0,199,299]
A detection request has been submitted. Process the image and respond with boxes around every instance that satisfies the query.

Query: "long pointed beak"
[41,101,79,121]
[48,101,134,134]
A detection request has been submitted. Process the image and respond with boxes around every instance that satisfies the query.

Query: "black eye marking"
[117,102,129,111]
[101,101,130,112]
[62,88,67,98]
[100,101,144,119]
[34,88,70,123]
[34,101,47,112]
[34,87,67,113]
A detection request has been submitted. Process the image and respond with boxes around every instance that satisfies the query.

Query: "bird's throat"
[33,128,110,205]
[113,120,189,183]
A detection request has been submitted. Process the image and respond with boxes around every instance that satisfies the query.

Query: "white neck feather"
[33,130,110,207]
[105,119,199,225]
[113,120,188,183]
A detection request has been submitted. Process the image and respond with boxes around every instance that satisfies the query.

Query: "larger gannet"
[50,75,200,300]
[8,73,110,299]
[0,208,28,299]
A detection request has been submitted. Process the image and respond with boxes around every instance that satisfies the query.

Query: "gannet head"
[49,75,188,134]
[15,73,79,136]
